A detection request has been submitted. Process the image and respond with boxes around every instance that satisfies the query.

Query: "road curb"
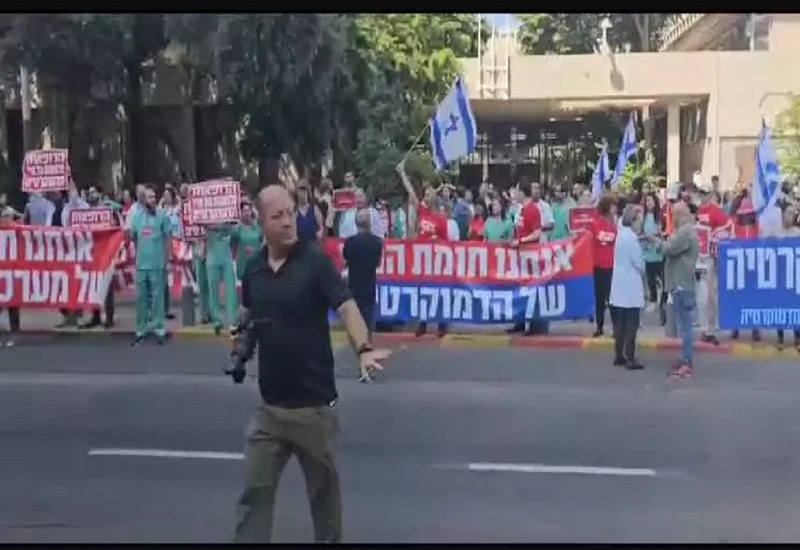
[13,328,799,359]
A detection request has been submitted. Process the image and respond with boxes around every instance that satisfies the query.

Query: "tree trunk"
[124,60,145,186]
[632,14,651,52]
[258,156,281,186]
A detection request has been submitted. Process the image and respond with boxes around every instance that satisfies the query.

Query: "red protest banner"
[187,180,241,225]
[181,202,207,241]
[69,207,114,229]
[0,225,125,308]
[113,238,196,300]
[569,206,597,232]
[695,224,711,257]
[22,149,70,193]
[333,188,358,211]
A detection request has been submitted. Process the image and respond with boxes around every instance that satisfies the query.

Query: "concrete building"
[459,13,800,191]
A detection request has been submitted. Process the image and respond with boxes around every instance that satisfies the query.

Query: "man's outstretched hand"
[358,348,392,383]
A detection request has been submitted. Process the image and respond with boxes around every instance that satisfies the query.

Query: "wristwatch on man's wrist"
[356,343,374,356]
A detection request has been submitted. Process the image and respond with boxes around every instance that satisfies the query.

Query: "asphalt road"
[2,340,800,543]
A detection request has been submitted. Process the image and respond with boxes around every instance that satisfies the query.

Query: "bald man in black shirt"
[233,185,391,543]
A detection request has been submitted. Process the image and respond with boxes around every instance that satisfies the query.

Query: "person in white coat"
[609,204,646,370]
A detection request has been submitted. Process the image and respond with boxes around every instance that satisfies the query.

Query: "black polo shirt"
[241,239,352,408]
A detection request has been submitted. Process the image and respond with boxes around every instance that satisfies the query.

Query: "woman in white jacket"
[609,204,646,370]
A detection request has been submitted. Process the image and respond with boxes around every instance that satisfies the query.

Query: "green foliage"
[0,13,478,192]
[348,14,477,196]
[615,152,666,195]
[775,96,800,180]
[517,13,672,55]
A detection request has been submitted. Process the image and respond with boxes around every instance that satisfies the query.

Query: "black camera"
[224,313,257,384]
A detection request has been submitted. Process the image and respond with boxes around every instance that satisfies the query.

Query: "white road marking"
[466,462,658,477]
[88,448,244,461]
[87,450,661,479]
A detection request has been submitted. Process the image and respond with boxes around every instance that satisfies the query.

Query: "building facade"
[460,13,800,191]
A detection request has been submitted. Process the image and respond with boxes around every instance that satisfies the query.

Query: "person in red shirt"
[591,195,618,337]
[397,161,449,337]
[469,203,486,240]
[506,183,545,336]
[727,190,761,342]
[695,184,733,346]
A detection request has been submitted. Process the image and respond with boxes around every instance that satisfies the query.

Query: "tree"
[0,14,189,185]
[211,14,349,185]
[517,13,671,55]
[344,14,478,195]
[776,96,800,180]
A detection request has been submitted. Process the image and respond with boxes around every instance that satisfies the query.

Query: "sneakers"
[668,362,693,379]
[701,333,720,346]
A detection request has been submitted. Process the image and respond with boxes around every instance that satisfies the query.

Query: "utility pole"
[20,65,33,153]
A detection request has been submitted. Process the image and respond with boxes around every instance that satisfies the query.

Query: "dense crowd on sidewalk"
[1,171,800,374]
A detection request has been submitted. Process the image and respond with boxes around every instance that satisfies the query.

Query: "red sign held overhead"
[187,180,241,225]
[568,206,597,233]
[332,188,358,211]
[181,202,207,241]
[69,208,114,229]
[22,149,71,193]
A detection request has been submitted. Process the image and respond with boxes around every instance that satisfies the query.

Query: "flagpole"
[397,75,471,173]
[399,122,432,166]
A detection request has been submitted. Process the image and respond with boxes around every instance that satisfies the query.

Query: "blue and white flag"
[753,121,781,217]
[590,146,610,204]
[611,114,638,188]
[430,78,478,171]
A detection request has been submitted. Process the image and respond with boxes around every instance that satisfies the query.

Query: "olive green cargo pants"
[233,402,342,543]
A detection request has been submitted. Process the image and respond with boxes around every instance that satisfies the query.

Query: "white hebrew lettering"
[756,247,777,290]
[379,243,406,276]
[0,230,17,262]
[433,245,454,277]
[379,286,402,317]
[452,288,473,320]
[467,247,488,278]
[519,250,541,279]
[411,244,433,277]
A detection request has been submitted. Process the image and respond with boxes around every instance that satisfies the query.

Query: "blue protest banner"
[718,238,800,330]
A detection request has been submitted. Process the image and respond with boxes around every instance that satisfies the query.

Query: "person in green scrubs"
[206,223,239,334]
[232,202,263,281]
[129,187,172,345]
[548,185,572,242]
[484,199,514,243]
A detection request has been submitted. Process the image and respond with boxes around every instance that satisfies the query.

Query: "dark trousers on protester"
[1,307,20,332]
[88,286,115,326]
[355,296,375,342]
[164,269,172,318]
[777,329,800,345]
[593,267,613,332]
[233,402,342,543]
[611,306,640,363]
[645,261,663,303]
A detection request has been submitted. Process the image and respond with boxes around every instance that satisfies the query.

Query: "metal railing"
[659,13,706,51]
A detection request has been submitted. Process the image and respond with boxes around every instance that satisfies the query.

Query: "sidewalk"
[4,304,794,360]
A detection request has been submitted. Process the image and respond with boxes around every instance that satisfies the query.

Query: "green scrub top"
[232,222,263,275]
[132,209,171,271]
[205,225,235,267]
[484,217,513,243]
[549,203,572,242]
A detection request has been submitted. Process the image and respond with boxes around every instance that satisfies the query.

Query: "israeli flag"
[430,78,478,171]
[611,114,638,188]
[591,146,611,204]
[753,121,781,216]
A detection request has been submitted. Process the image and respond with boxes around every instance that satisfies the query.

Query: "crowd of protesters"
[2,170,800,376]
